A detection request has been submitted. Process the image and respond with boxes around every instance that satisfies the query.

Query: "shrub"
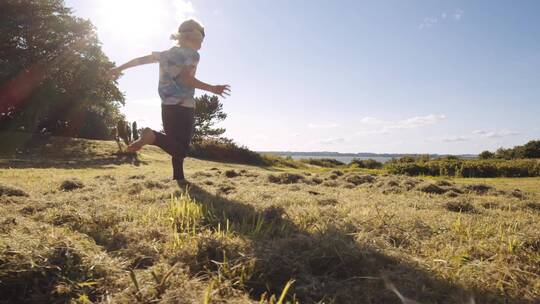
[384,162,430,176]
[478,151,495,159]
[189,138,265,165]
[393,156,417,163]
[385,159,540,178]
[300,158,345,167]
[349,158,383,169]
[260,154,305,169]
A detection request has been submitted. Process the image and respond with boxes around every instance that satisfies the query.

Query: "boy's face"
[182,31,204,50]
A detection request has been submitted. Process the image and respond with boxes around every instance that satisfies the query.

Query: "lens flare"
[95,0,169,42]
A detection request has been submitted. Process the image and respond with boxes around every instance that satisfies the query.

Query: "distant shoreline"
[258,152,477,164]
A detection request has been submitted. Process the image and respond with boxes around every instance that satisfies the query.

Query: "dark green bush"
[260,154,305,168]
[349,158,383,169]
[189,139,305,167]
[189,138,265,165]
[478,150,495,159]
[385,159,540,178]
[300,158,345,167]
[393,156,417,163]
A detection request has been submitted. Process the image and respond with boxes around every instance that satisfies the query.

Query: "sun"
[95,0,169,42]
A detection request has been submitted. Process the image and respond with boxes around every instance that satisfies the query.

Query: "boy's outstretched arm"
[180,67,231,97]
[111,54,159,76]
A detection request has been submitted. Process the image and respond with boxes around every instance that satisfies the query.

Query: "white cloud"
[395,114,446,129]
[356,129,390,136]
[173,0,196,22]
[453,9,464,20]
[441,136,470,143]
[319,138,346,145]
[357,114,446,135]
[419,9,463,29]
[419,17,438,29]
[473,130,520,138]
[472,130,488,135]
[360,117,384,124]
[307,123,340,129]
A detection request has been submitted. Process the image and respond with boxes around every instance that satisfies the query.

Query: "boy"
[111,19,230,182]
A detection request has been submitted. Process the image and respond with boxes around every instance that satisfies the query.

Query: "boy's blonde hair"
[171,19,205,45]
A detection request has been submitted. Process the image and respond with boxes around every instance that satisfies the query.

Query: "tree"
[495,148,514,159]
[478,150,495,159]
[193,94,227,142]
[521,140,540,158]
[0,0,124,139]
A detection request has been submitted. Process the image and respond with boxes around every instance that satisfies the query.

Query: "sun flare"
[95,0,170,42]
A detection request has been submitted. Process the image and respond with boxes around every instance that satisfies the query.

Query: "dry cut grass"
[0,137,539,303]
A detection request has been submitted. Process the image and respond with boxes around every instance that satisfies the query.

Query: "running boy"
[111,19,230,182]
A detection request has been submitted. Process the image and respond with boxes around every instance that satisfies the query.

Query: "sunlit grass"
[1,138,539,303]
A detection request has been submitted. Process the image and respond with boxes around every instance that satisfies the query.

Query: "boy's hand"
[210,85,231,98]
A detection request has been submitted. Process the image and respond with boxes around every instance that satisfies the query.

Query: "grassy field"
[0,136,539,303]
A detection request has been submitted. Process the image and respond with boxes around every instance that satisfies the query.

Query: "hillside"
[0,135,539,303]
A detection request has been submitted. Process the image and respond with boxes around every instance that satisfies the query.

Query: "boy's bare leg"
[127,128,156,152]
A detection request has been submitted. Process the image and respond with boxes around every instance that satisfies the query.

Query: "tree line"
[479,140,540,159]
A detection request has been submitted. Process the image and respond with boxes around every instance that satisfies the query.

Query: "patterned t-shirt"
[152,47,200,107]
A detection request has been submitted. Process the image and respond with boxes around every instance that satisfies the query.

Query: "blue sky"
[65,0,540,154]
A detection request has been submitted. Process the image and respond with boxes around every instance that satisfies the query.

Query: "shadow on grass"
[183,183,528,304]
[0,132,147,169]
[0,154,145,169]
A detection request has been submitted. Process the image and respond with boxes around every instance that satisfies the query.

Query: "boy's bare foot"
[127,128,155,152]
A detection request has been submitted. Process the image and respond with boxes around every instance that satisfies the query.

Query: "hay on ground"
[446,200,476,213]
[345,174,376,185]
[462,184,492,195]
[224,170,240,178]
[59,179,84,191]
[0,184,28,197]
[267,173,304,184]
[416,182,446,194]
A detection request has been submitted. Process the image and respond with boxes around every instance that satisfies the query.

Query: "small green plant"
[128,264,179,302]
[167,193,207,233]
[203,280,215,304]
[258,280,296,304]
[212,251,256,289]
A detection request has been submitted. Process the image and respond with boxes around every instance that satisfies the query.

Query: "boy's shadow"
[181,183,528,304]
